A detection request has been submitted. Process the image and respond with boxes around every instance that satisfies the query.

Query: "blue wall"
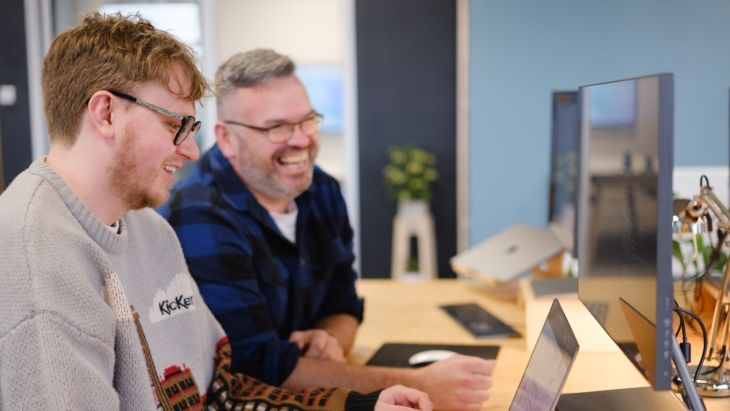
[468,0,730,245]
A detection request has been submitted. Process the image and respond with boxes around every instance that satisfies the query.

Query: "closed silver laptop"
[451,224,565,285]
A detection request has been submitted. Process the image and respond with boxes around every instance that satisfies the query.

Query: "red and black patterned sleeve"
[205,337,380,411]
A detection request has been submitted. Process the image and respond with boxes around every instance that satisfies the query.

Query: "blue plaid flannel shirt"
[158,145,364,385]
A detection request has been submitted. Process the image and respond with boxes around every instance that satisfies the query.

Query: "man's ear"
[86,90,117,140]
[215,121,237,159]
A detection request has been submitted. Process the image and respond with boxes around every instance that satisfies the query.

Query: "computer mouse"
[407,349,456,367]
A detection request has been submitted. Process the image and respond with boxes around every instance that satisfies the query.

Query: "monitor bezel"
[548,90,580,257]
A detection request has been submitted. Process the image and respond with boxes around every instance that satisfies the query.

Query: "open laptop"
[451,224,565,285]
[509,299,579,411]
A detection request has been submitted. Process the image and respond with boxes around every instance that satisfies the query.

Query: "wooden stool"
[390,200,437,280]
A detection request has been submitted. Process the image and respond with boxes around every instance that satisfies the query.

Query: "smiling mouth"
[162,165,177,175]
[278,154,308,166]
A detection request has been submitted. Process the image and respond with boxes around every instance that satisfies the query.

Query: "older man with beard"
[159,49,495,411]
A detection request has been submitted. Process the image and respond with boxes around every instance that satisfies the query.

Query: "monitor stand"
[556,339,705,410]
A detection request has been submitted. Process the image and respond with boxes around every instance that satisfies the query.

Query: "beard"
[108,126,168,210]
[234,139,318,204]
[239,159,314,202]
[234,133,317,203]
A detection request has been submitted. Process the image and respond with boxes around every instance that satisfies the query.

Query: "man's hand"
[375,385,432,411]
[411,354,495,411]
[288,329,346,362]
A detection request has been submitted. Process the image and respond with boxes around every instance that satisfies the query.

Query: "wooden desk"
[351,279,727,410]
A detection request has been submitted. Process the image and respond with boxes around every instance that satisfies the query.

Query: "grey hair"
[215,49,296,111]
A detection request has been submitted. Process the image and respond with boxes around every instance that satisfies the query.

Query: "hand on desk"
[413,354,495,411]
[376,385,432,411]
[289,329,346,362]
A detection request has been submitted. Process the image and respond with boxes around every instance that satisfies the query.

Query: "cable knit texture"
[0,159,372,411]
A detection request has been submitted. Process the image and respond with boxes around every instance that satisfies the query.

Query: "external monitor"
[548,91,579,256]
[575,73,674,390]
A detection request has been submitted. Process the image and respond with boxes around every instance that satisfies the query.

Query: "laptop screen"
[509,299,580,411]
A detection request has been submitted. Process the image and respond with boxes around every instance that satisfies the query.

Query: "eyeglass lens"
[174,117,200,145]
[268,117,321,143]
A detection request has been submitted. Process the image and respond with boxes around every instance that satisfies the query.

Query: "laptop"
[509,299,579,411]
[451,224,565,285]
[550,298,687,411]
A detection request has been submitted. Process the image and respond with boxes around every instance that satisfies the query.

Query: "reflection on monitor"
[576,74,674,389]
[589,80,637,128]
[548,91,579,255]
[509,299,579,411]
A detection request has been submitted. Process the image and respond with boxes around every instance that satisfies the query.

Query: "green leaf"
[672,240,686,272]
[712,252,728,271]
[701,245,713,267]
[695,233,705,251]
[384,144,439,203]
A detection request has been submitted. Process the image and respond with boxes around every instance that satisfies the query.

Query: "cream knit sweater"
[0,160,374,410]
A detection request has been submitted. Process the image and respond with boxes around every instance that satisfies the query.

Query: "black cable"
[700,344,727,375]
[700,353,724,375]
[673,306,708,383]
[700,174,710,189]
[675,300,687,342]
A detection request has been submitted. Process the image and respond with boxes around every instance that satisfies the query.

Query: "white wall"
[215,0,347,182]
[215,0,343,64]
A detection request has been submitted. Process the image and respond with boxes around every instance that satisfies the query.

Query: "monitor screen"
[576,74,674,390]
[548,91,579,255]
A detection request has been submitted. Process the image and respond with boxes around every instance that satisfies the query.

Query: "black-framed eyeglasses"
[109,90,201,146]
[223,112,324,144]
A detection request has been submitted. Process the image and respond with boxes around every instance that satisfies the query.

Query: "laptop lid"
[509,299,580,411]
[451,224,564,284]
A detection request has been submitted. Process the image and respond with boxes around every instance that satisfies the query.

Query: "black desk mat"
[366,342,500,368]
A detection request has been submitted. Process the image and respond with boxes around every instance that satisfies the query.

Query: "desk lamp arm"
[699,186,730,233]
[685,180,730,367]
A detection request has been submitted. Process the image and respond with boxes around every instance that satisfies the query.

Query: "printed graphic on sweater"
[158,365,202,410]
[205,337,350,410]
[148,272,197,323]
[133,307,204,411]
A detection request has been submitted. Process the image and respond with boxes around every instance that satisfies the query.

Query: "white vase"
[391,199,437,280]
[397,199,430,225]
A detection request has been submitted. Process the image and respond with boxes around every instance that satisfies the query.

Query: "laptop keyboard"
[441,303,520,338]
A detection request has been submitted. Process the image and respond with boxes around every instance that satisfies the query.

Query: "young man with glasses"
[159,49,495,411]
[0,14,431,411]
